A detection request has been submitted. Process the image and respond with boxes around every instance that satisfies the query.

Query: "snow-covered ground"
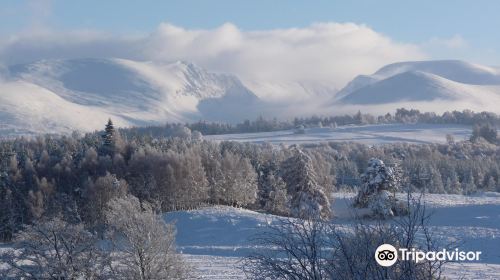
[205,123,472,145]
[166,192,500,279]
[2,192,498,279]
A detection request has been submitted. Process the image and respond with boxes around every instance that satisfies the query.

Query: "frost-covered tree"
[126,146,161,203]
[471,123,497,144]
[172,126,192,139]
[281,148,331,219]
[462,171,477,194]
[105,195,192,280]
[429,168,445,193]
[84,172,128,231]
[353,158,406,218]
[192,130,203,141]
[309,150,336,194]
[254,147,290,215]
[260,171,289,215]
[162,149,209,210]
[444,171,462,194]
[210,151,258,207]
[485,176,497,191]
[2,217,107,279]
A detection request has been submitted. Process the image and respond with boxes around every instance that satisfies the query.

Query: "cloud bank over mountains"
[0,22,426,94]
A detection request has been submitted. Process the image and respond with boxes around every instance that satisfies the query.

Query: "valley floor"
[205,123,472,145]
[166,192,500,279]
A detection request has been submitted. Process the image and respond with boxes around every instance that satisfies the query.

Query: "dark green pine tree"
[101,119,115,155]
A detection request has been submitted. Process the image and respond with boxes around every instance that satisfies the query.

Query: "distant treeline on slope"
[121,108,500,137]
[0,118,498,242]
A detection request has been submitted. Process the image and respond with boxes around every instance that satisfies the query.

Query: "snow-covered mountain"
[2,58,500,136]
[336,60,500,104]
[0,58,261,135]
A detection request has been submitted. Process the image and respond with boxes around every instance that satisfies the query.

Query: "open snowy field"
[205,123,472,145]
[166,192,500,279]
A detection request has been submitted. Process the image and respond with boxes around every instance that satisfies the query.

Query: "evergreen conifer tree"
[101,118,116,155]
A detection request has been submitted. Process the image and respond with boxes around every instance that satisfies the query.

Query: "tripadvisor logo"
[375,244,398,267]
[375,244,482,267]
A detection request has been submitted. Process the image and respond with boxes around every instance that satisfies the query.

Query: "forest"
[0,117,498,243]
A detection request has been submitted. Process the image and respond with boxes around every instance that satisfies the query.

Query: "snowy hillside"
[336,60,500,104]
[1,58,260,136]
[165,193,500,279]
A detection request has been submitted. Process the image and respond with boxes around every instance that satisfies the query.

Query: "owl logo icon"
[375,244,398,267]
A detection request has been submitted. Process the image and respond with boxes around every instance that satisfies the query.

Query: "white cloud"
[142,22,426,89]
[0,22,426,94]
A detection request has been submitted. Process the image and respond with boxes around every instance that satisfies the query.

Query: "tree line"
[128,108,500,136]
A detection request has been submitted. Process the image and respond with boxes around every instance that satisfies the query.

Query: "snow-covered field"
[166,192,500,279]
[205,123,472,145]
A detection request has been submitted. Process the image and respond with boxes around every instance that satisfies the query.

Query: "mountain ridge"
[1,58,261,136]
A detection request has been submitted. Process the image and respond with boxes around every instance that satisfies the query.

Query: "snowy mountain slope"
[0,80,121,135]
[336,60,500,104]
[1,58,261,136]
[341,71,486,104]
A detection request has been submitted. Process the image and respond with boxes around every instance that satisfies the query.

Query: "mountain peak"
[336,60,500,105]
[373,60,500,85]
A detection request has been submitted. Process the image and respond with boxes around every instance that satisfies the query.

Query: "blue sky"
[1,0,499,87]
[3,0,498,45]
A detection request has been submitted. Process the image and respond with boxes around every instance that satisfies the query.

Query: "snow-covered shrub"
[367,190,407,218]
[354,158,406,218]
